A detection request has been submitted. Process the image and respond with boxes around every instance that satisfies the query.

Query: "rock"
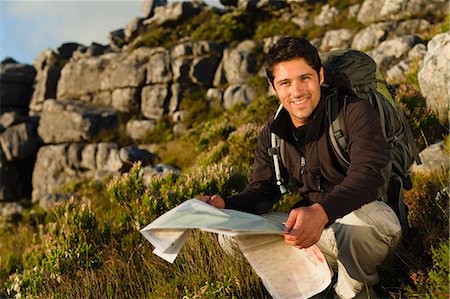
[0,61,36,113]
[314,4,339,26]
[320,29,354,52]
[370,35,421,72]
[171,42,193,59]
[146,48,172,84]
[222,41,258,84]
[168,83,199,115]
[418,32,450,126]
[0,122,37,161]
[141,0,167,18]
[126,119,156,140]
[206,88,224,105]
[29,48,61,114]
[119,146,156,166]
[111,87,139,113]
[0,112,27,129]
[190,56,221,87]
[172,57,193,83]
[96,142,123,172]
[124,17,145,43]
[223,84,257,110]
[80,143,98,170]
[37,99,119,144]
[0,163,21,201]
[57,42,83,60]
[351,22,393,51]
[144,1,204,26]
[32,144,72,202]
[386,44,427,84]
[109,29,126,50]
[212,61,227,87]
[390,19,431,37]
[0,202,23,222]
[410,140,448,173]
[141,84,171,120]
[348,4,360,18]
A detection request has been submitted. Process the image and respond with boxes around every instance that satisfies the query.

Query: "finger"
[198,195,211,203]
[285,211,298,230]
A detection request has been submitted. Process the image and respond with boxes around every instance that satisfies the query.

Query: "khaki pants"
[219,200,402,299]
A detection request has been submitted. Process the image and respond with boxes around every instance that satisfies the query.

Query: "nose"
[291,79,306,97]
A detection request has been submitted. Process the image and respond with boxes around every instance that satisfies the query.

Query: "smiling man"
[201,36,401,298]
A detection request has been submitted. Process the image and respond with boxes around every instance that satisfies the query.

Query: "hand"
[198,194,225,209]
[283,203,328,249]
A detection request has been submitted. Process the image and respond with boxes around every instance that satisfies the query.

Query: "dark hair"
[264,36,322,85]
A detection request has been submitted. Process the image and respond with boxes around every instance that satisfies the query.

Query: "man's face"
[271,58,324,127]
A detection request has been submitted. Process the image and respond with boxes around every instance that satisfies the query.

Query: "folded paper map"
[140,199,332,299]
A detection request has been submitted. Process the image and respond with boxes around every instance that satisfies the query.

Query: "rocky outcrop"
[410,140,448,173]
[418,32,449,126]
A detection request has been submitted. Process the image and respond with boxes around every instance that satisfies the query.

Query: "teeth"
[293,98,308,104]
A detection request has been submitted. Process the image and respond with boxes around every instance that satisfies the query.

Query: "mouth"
[291,96,309,105]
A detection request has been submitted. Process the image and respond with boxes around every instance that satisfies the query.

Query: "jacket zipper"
[300,156,306,174]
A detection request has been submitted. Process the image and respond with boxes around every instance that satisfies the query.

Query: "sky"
[0,0,221,65]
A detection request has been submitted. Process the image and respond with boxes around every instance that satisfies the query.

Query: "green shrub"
[180,90,223,129]
[253,19,300,41]
[395,83,443,150]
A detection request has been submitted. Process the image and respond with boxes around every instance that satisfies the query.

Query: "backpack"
[269,50,421,238]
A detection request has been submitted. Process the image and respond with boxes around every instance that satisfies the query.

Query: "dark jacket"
[224,87,391,224]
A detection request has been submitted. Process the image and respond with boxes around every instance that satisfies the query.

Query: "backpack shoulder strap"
[327,88,350,167]
[268,105,288,195]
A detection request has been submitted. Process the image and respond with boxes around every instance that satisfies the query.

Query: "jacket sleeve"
[224,122,281,214]
[315,98,391,224]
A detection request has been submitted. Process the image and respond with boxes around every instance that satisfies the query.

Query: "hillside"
[0,0,449,297]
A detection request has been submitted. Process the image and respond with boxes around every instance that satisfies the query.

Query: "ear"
[268,79,277,94]
[319,67,325,85]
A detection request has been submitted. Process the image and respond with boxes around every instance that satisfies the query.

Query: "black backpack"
[269,50,421,237]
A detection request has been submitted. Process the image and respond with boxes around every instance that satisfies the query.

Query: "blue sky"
[0,0,221,65]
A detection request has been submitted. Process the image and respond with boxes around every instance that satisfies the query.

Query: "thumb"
[284,209,298,230]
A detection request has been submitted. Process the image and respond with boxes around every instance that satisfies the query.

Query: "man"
[201,36,401,298]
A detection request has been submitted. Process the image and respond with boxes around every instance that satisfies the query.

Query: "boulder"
[370,35,421,72]
[141,0,168,18]
[57,42,83,60]
[418,32,450,126]
[0,61,36,113]
[0,122,37,161]
[119,146,156,167]
[111,87,139,113]
[143,1,204,26]
[126,119,157,140]
[124,17,145,43]
[222,41,258,84]
[410,140,448,173]
[319,29,354,52]
[109,29,126,50]
[146,48,172,84]
[351,22,393,51]
[0,112,27,129]
[37,99,119,144]
[141,84,171,120]
[172,57,193,83]
[190,56,221,87]
[223,84,257,110]
[314,4,339,26]
[95,142,123,172]
[168,83,199,115]
[29,48,61,113]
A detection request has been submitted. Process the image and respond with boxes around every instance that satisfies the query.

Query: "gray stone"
[141,0,168,18]
[192,41,223,57]
[109,29,126,50]
[320,29,353,52]
[96,142,123,172]
[212,61,227,87]
[0,112,26,129]
[141,84,170,120]
[119,146,156,166]
[168,83,199,115]
[126,119,156,140]
[172,57,193,83]
[80,143,98,170]
[223,84,257,110]
[144,1,204,26]
[37,99,119,144]
[190,56,221,87]
[314,4,339,26]
[111,87,139,113]
[57,42,83,60]
[171,42,193,59]
[370,35,421,72]
[0,122,37,161]
[32,144,71,202]
[418,32,450,125]
[410,140,448,173]
[146,48,172,84]
[0,62,36,112]
[124,17,145,43]
[351,22,393,51]
[0,202,23,222]
[222,43,258,84]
